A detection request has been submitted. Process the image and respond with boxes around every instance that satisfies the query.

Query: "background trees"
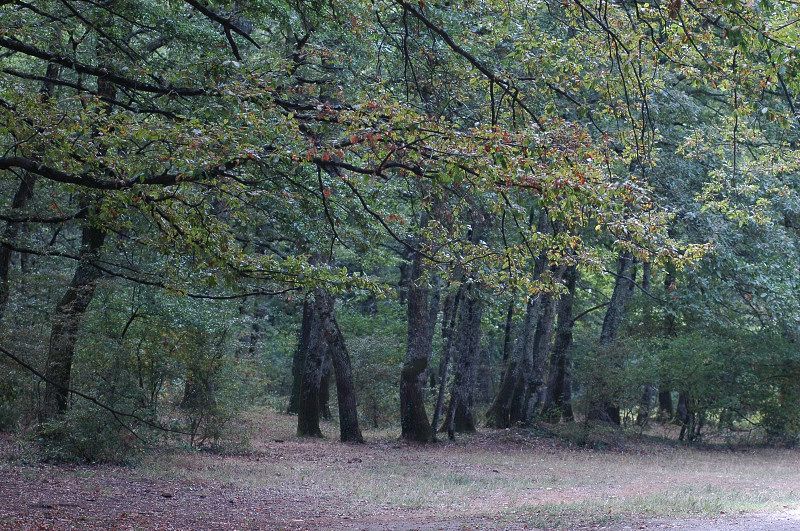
[1,0,798,458]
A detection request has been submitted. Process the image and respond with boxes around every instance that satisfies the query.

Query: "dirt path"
[1,458,799,530]
[2,412,799,530]
[625,511,800,530]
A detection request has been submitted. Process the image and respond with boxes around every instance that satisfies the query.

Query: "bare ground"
[1,409,799,530]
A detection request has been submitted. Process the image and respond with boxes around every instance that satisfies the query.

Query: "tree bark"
[486,213,552,428]
[318,357,333,421]
[288,299,313,414]
[443,284,483,435]
[586,253,636,425]
[658,266,677,420]
[521,267,563,423]
[541,266,577,423]
[501,298,515,362]
[431,287,462,434]
[658,389,674,420]
[297,295,326,437]
[636,385,654,426]
[400,250,436,442]
[328,317,363,443]
[485,265,548,428]
[0,174,36,322]
[40,223,106,420]
[296,290,363,441]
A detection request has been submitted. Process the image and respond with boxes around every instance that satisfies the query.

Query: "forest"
[1,0,800,529]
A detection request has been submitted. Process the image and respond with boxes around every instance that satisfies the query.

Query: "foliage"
[0,0,799,455]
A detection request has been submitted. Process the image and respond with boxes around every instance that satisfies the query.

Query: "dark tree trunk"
[288,299,313,414]
[521,267,563,423]
[636,385,654,426]
[677,392,698,441]
[658,389,674,419]
[0,64,57,322]
[326,312,364,443]
[246,297,269,358]
[420,277,442,391]
[486,213,551,428]
[40,223,106,420]
[400,251,436,442]
[657,267,677,421]
[297,295,326,438]
[636,261,654,426]
[485,294,538,428]
[443,285,483,435]
[430,290,455,389]
[474,347,494,405]
[501,298,515,362]
[431,287,462,435]
[297,290,363,441]
[318,357,332,421]
[587,253,636,425]
[0,174,36,322]
[541,266,577,423]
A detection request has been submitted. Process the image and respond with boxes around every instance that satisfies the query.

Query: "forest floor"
[1,408,800,530]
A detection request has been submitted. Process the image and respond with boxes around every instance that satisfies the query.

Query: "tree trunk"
[296,289,362,441]
[431,287,462,435]
[541,266,577,423]
[521,267,564,423]
[0,174,36,322]
[677,391,697,441]
[400,251,435,442]
[326,311,364,443]
[443,284,483,435]
[287,299,313,414]
[636,385,654,426]
[658,266,677,421]
[40,223,106,420]
[297,295,326,437]
[486,213,551,428]
[501,298,515,362]
[318,357,332,421]
[474,347,494,405]
[486,285,547,428]
[586,253,636,425]
[658,389,674,420]
[0,64,58,322]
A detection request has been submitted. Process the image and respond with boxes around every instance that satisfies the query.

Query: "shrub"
[36,403,141,464]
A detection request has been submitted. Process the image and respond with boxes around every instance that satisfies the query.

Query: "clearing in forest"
[2,409,799,530]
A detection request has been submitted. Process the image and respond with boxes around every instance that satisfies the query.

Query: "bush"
[36,403,141,464]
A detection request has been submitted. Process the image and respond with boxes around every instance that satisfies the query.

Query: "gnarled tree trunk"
[443,284,483,436]
[485,257,549,428]
[40,223,106,420]
[328,317,363,443]
[297,294,326,437]
[400,251,436,442]
[296,290,362,442]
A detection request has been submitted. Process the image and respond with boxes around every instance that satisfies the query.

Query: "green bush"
[36,403,141,464]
